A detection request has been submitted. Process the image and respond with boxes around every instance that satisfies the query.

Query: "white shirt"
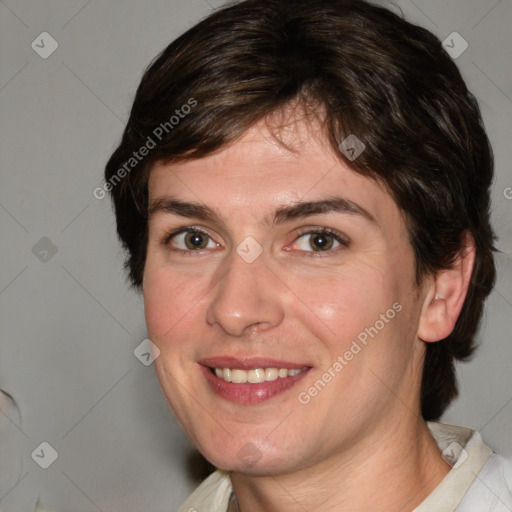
[177,422,512,512]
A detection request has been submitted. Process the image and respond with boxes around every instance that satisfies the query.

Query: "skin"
[143,110,475,511]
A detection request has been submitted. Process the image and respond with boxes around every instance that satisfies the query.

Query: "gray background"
[0,0,511,510]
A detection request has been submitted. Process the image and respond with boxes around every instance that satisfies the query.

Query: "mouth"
[198,356,312,405]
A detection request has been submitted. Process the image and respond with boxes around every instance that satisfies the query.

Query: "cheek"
[143,266,170,337]
[143,263,203,343]
[300,262,391,338]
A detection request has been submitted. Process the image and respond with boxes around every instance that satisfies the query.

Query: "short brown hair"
[105,0,496,420]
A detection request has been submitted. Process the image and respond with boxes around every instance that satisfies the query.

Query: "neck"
[230,418,451,512]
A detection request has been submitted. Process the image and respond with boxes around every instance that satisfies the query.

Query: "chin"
[199,438,299,476]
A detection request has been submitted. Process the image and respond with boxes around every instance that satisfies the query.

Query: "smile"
[199,357,312,404]
[212,367,307,383]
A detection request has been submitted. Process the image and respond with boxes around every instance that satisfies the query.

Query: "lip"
[199,356,312,405]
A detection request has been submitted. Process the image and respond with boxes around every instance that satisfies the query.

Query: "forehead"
[147,117,400,230]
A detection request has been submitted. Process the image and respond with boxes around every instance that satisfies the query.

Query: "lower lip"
[200,365,311,405]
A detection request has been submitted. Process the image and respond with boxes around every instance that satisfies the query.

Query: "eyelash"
[161,226,219,257]
[161,226,349,257]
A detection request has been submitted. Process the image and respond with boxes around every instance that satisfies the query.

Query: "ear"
[417,232,476,343]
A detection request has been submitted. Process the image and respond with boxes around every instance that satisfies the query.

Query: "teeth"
[248,368,265,383]
[213,367,306,383]
[265,368,279,381]
[231,369,247,384]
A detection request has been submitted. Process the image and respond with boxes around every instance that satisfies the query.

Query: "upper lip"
[198,356,311,370]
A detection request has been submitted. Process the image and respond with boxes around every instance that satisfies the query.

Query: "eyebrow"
[148,195,377,228]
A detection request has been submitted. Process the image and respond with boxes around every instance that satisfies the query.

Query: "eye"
[291,228,348,253]
[164,228,220,252]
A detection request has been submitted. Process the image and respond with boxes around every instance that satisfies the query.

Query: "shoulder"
[415,422,512,511]
[457,453,512,511]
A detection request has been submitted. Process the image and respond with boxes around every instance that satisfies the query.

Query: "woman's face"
[143,117,427,475]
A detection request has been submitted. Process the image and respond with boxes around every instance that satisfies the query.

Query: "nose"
[205,249,285,337]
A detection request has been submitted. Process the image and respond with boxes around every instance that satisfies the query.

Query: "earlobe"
[417,232,476,343]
